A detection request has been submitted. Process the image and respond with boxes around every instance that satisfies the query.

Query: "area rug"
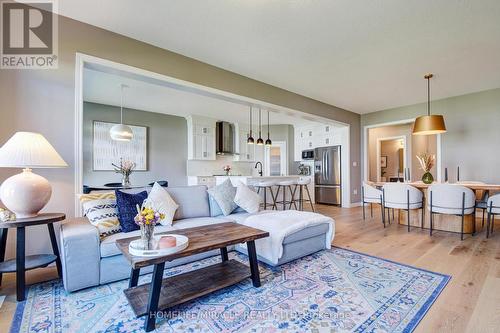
[10,247,450,333]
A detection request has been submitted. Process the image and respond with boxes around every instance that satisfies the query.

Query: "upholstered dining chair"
[458,181,488,227]
[486,193,500,238]
[382,183,424,232]
[362,183,384,225]
[428,184,476,240]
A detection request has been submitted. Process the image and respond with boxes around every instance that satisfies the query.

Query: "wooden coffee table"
[116,222,269,332]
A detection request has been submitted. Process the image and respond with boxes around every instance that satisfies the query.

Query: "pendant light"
[412,74,446,135]
[110,84,134,141]
[265,109,272,146]
[247,105,254,144]
[256,107,264,145]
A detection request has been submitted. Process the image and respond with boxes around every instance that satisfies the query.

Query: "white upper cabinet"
[233,123,255,162]
[293,123,340,161]
[187,115,216,160]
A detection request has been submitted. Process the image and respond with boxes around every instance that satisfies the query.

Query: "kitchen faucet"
[254,162,263,176]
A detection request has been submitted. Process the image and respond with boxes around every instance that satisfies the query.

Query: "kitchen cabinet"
[293,124,341,161]
[233,124,255,162]
[187,115,216,160]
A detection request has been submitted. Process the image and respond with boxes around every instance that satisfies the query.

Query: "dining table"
[367,181,500,234]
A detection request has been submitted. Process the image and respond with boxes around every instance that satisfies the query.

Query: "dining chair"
[458,181,489,229]
[428,184,476,240]
[486,193,500,238]
[362,183,385,226]
[382,183,424,232]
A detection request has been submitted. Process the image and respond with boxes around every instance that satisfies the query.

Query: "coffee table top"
[116,222,269,269]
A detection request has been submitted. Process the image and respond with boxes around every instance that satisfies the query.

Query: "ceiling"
[62,0,500,114]
[83,68,326,128]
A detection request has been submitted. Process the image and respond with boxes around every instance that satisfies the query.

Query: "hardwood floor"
[0,205,499,332]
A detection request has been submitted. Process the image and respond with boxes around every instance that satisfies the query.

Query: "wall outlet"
[353,189,358,195]
[353,161,358,167]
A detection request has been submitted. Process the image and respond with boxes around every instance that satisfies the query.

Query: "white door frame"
[376,135,407,182]
[264,141,288,176]
[363,119,442,184]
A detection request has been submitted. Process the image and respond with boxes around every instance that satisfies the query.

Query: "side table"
[0,213,66,301]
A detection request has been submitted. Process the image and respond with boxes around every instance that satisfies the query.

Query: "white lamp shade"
[0,132,67,168]
[110,124,134,141]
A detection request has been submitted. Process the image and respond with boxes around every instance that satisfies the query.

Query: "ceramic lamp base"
[0,168,52,218]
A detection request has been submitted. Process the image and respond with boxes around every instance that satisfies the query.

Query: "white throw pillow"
[144,183,179,226]
[234,184,262,214]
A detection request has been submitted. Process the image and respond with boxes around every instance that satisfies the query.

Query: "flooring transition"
[0,204,499,332]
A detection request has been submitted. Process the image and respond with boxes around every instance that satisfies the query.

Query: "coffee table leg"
[0,228,8,286]
[220,247,228,262]
[16,227,26,302]
[145,262,165,332]
[129,268,140,288]
[246,240,261,287]
[47,223,62,277]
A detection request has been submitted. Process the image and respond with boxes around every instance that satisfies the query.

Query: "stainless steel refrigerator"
[314,146,341,205]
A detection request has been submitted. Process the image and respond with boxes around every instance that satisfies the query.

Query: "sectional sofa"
[60,185,332,292]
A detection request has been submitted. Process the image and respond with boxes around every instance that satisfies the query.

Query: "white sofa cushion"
[173,216,234,230]
[144,183,179,226]
[234,184,262,213]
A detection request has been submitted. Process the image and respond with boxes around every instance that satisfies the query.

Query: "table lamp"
[0,132,67,218]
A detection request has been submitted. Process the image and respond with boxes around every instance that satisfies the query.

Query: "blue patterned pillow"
[115,190,148,233]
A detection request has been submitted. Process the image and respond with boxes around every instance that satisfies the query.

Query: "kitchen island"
[215,175,315,205]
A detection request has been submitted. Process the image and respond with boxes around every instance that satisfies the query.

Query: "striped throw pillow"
[79,192,121,236]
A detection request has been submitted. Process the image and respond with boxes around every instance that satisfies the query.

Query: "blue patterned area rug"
[10,247,449,333]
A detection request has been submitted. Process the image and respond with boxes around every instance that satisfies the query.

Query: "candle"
[457,166,460,182]
[445,168,448,182]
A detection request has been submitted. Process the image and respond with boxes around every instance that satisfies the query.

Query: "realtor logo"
[1,0,58,69]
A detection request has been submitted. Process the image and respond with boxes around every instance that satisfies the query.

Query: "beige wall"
[380,139,403,180]
[0,13,361,258]
[362,87,500,185]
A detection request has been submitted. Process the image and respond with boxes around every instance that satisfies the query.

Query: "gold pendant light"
[412,74,446,135]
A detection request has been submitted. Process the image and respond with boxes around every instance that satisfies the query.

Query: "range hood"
[216,121,235,155]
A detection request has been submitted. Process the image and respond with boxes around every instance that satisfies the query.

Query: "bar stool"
[382,183,424,232]
[255,181,277,210]
[275,180,297,210]
[362,183,384,225]
[292,178,315,212]
[428,184,476,240]
[486,194,500,238]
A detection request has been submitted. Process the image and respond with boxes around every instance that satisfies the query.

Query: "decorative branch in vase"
[223,165,232,176]
[416,152,435,184]
[112,158,136,186]
[134,203,165,250]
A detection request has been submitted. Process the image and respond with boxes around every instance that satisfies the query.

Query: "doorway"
[264,141,287,176]
[376,136,407,182]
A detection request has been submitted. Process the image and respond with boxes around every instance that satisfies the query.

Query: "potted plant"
[134,203,164,250]
[223,165,231,176]
[416,153,435,184]
[112,158,136,186]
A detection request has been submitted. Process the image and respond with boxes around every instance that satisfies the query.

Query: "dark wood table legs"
[129,268,140,288]
[16,227,26,301]
[47,223,62,277]
[0,228,8,286]
[145,262,165,332]
[220,247,228,262]
[247,240,261,287]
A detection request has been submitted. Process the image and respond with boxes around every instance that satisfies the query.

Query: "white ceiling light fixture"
[110,84,134,141]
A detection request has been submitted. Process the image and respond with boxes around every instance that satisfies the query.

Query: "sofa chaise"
[60,185,333,292]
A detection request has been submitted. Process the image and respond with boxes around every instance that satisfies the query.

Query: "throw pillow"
[209,194,245,217]
[115,190,148,232]
[144,183,179,226]
[79,192,121,237]
[207,179,237,216]
[234,184,262,213]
